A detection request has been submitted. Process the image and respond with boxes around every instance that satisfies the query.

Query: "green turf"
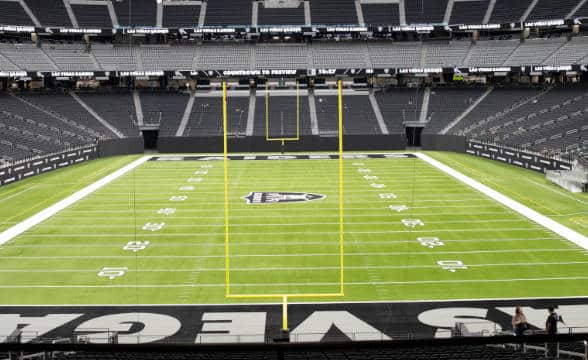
[0,152,587,305]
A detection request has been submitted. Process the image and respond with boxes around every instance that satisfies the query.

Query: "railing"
[469,138,578,164]
[0,143,96,170]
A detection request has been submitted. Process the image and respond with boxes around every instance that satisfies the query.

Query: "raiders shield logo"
[242,192,326,204]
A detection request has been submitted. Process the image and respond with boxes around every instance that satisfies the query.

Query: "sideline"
[416,153,588,250]
[0,156,151,246]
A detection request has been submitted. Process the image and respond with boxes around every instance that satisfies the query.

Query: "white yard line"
[0,248,577,259]
[1,276,588,289]
[15,227,545,238]
[1,261,587,273]
[416,153,588,250]
[528,179,588,206]
[0,186,37,203]
[0,156,151,246]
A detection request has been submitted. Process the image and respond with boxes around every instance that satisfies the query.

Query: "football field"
[0,153,587,305]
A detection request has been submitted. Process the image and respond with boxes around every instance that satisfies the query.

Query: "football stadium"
[0,0,588,358]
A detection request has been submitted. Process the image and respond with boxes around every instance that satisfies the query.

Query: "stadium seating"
[77,92,140,137]
[1,0,588,28]
[113,0,157,27]
[72,4,113,28]
[140,92,190,132]
[424,87,487,134]
[375,88,424,133]
[0,1,33,26]
[310,0,358,25]
[24,0,71,27]
[162,4,201,27]
[405,0,448,24]
[449,0,490,25]
[314,92,382,135]
[204,0,252,26]
[467,86,588,152]
[253,93,312,137]
[489,0,532,23]
[1,37,588,72]
[257,2,306,25]
[362,3,401,26]
[183,94,250,137]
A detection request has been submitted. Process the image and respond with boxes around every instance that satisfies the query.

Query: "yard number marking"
[123,241,150,253]
[418,237,444,248]
[437,260,467,272]
[98,267,128,280]
[379,193,397,199]
[142,222,165,231]
[401,219,424,228]
[170,196,188,202]
[389,205,409,212]
[157,208,176,216]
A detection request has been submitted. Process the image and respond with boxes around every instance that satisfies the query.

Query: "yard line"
[416,153,588,250]
[0,186,37,203]
[0,237,562,249]
[15,227,545,238]
[0,248,577,259]
[32,219,535,228]
[49,211,517,220]
[0,156,151,246]
[1,261,587,273]
[528,180,588,206]
[1,276,588,288]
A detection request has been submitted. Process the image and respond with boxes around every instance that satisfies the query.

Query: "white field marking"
[31,219,537,229]
[47,211,517,220]
[2,261,588,273]
[0,237,562,249]
[0,186,37,203]
[2,276,588,289]
[528,179,588,206]
[59,204,511,214]
[0,248,578,260]
[68,199,495,207]
[416,153,588,250]
[0,156,151,246]
[15,227,546,238]
[89,188,478,196]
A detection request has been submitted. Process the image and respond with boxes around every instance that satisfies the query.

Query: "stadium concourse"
[1,0,588,360]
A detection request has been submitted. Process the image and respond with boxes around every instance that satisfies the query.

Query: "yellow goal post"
[222,80,346,331]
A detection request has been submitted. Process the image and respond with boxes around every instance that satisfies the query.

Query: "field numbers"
[170,196,188,202]
[389,205,409,212]
[123,241,150,253]
[379,193,397,199]
[142,222,165,231]
[187,178,202,183]
[179,186,194,191]
[352,162,364,166]
[363,175,378,180]
[98,267,128,280]
[194,170,208,175]
[401,219,424,228]
[370,183,385,189]
[200,164,213,168]
[437,261,467,272]
[418,237,444,248]
[358,168,371,173]
[157,208,176,216]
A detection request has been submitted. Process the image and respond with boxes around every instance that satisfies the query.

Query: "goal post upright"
[223,79,346,331]
[223,80,230,296]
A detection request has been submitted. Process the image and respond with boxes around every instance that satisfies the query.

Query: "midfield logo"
[242,192,326,204]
